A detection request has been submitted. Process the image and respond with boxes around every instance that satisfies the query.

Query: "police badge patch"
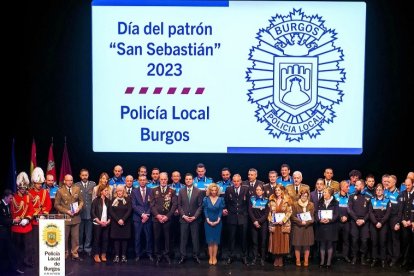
[246,9,346,141]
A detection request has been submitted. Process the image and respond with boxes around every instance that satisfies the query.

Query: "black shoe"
[381,260,386,268]
[226,257,232,265]
[156,257,161,265]
[344,256,351,263]
[370,259,377,268]
[389,261,396,267]
[15,269,25,274]
[113,255,120,263]
[178,257,185,265]
[165,256,171,264]
[121,255,127,263]
[401,259,408,267]
[72,256,83,261]
[361,256,367,265]
[193,256,201,264]
[86,251,92,257]
[250,258,257,265]
[23,262,33,268]
[242,257,248,265]
[351,257,357,265]
[260,259,265,266]
[135,256,140,262]
[148,255,154,262]
[325,264,331,269]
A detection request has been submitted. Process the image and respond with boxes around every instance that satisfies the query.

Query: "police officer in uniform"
[399,177,414,267]
[168,171,183,256]
[334,180,351,262]
[193,163,213,193]
[369,183,391,268]
[151,172,177,264]
[348,179,371,265]
[242,168,264,199]
[43,173,58,213]
[224,174,249,265]
[384,175,402,267]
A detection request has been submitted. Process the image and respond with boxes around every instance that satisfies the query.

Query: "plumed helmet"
[16,171,30,189]
[31,167,45,183]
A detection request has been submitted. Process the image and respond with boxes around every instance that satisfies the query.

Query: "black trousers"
[228,223,248,258]
[180,221,200,258]
[92,225,109,255]
[153,220,172,257]
[350,221,369,257]
[386,223,400,262]
[370,224,387,260]
[12,231,33,266]
[250,221,268,259]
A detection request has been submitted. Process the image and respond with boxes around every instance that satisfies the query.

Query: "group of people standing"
[1,163,413,274]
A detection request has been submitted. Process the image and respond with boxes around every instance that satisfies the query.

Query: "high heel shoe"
[212,258,217,265]
[121,255,127,263]
[296,260,301,267]
[113,255,120,263]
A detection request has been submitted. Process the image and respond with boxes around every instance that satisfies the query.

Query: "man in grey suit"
[177,173,203,264]
[75,169,96,256]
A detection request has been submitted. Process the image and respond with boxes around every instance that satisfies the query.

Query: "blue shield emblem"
[273,57,318,116]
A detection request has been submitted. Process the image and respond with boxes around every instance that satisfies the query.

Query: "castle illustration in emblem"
[246,9,346,141]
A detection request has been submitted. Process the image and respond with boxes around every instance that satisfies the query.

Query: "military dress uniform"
[334,192,351,260]
[263,183,277,199]
[29,187,52,261]
[150,186,177,263]
[384,187,402,266]
[11,191,35,267]
[54,185,84,259]
[168,182,183,254]
[348,190,371,264]
[75,180,96,255]
[369,196,391,266]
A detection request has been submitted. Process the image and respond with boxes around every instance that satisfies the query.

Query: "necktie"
[236,187,239,196]
[162,187,165,194]
[141,188,146,200]
[187,188,192,200]
[84,182,87,189]
[127,188,131,195]
[295,186,299,194]
[68,187,72,195]
[318,192,322,200]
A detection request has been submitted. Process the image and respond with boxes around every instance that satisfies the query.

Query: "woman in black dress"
[109,185,132,263]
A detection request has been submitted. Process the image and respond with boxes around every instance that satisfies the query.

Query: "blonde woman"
[203,183,225,265]
[109,184,132,263]
[92,172,113,201]
[291,187,314,267]
[268,184,292,267]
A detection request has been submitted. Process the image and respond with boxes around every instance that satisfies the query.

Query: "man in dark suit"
[224,174,249,265]
[75,168,96,257]
[177,173,203,264]
[310,178,326,207]
[132,175,154,262]
[151,172,177,264]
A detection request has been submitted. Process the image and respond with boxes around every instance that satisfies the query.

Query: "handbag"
[281,220,291,233]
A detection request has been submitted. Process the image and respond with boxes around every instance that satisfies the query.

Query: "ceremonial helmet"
[16,171,30,189]
[31,167,45,184]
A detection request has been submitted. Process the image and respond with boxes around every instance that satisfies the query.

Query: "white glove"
[20,218,29,226]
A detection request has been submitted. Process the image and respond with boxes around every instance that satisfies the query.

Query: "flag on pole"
[30,138,37,177]
[59,138,72,186]
[8,138,17,192]
[47,141,57,185]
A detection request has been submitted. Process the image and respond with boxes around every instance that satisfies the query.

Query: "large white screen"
[92,0,366,154]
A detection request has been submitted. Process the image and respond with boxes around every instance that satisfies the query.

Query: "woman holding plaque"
[291,188,314,267]
[268,184,292,267]
[315,187,339,268]
[91,185,112,263]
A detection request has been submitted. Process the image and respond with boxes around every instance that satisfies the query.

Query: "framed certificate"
[70,202,79,213]
[272,213,285,223]
[298,211,312,221]
[319,210,333,220]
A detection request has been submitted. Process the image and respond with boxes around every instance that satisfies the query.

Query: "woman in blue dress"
[203,183,225,265]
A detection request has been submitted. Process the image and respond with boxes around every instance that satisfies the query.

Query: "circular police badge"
[42,223,62,247]
[246,9,346,141]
